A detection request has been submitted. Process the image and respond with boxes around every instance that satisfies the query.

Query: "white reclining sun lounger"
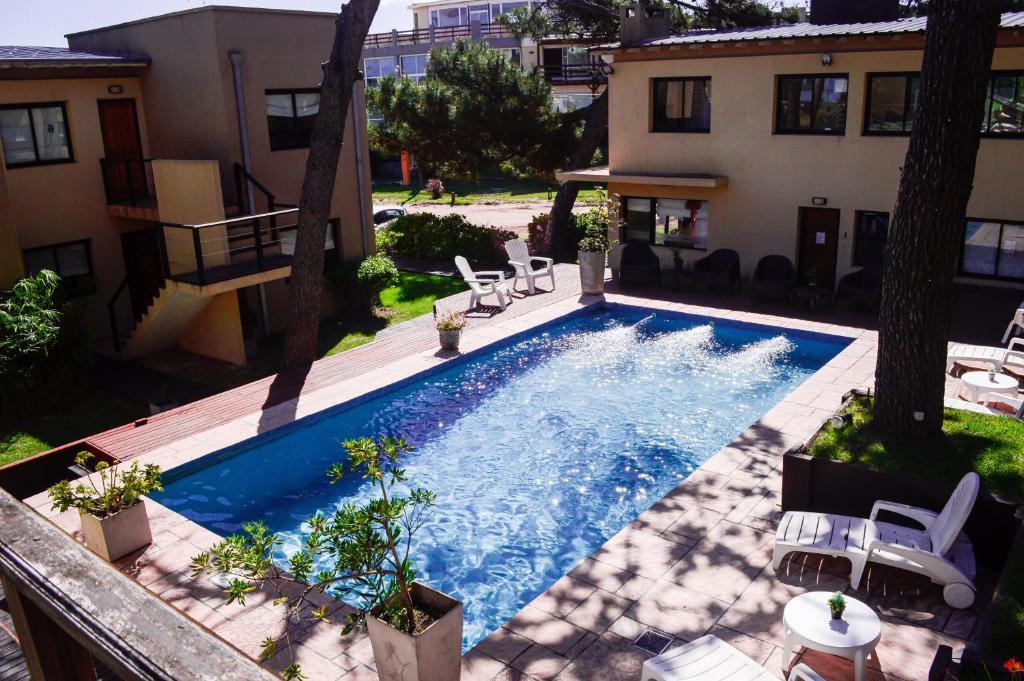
[642,634,824,681]
[946,338,1024,373]
[773,472,979,609]
[455,255,514,311]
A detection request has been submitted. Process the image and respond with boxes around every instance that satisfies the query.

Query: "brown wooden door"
[97,99,145,202]
[797,207,840,289]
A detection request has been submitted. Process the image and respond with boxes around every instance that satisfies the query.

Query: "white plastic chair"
[504,239,555,295]
[773,472,979,608]
[1002,307,1024,344]
[641,634,824,681]
[454,256,513,311]
[946,338,1024,373]
[980,391,1024,418]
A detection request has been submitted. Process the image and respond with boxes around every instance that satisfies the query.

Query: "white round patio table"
[782,592,881,681]
[960,370,1018,403]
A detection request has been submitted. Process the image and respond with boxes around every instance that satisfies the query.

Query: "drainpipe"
[229,50,271,336]
[350,81,371,257]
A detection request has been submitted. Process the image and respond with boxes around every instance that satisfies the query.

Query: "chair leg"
[850,556,867,589]
[496,290,507,311]
[469,291,480,310]
[548,269,556,290]
[526,274,536,295]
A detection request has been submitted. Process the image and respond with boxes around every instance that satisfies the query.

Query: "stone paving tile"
[564,588,633,634]
[504,605,590,655]
[664,506,724,542]
[615,574,656,601]
[591,524,694,580]
[263,643,348,681]
[473,628,534,664]
[528,576,596,618]
[462,649,507,681]
[510,645,572,680]
[567,557,635,593]
[624,579,729,641]
[555,632,650,681]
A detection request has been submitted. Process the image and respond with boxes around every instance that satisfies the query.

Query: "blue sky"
[0,1,414,48]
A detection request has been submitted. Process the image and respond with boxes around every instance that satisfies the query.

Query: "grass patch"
[320,272,466,357]
[0,388,146,467]
[809,397,1024,497]
[372,178,604,206]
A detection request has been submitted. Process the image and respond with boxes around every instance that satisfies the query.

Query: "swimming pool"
[155,305,849,649]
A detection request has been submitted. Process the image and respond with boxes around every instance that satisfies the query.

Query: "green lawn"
[319,272,466,357]
[0,388,147,467]
[372,178,605,206]
[809,396,1024,497]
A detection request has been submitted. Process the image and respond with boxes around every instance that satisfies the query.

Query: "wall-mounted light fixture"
[812,196,828,206]
[107,84,124,94]
[820,53,833,67]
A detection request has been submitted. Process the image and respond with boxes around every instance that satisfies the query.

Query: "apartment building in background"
[562,0,1024,291]
[0,7,373,366]
[361,0,608,115]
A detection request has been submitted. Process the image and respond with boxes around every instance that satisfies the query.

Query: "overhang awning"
[555,165,728,188]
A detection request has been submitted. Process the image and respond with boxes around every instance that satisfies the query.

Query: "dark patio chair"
[618,242,661,288]
[751,255,797,302]
[834,264,883,310]
[693,248,740,293]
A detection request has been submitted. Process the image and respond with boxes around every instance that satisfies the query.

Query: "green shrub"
[375,227,400,254]
[0,270,89,415]
[381,213,516,266]
[574,208,610,253]
[326,254,400,319]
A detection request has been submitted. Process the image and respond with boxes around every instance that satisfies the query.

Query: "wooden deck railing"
[0,488,276,680]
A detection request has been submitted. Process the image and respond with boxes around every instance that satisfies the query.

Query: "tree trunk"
[542,90,609,261]
[873,0,1001,438]
[282,0,380,370]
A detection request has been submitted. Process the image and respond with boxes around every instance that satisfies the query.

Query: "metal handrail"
[535,63,608,82]
[363,22,509,48]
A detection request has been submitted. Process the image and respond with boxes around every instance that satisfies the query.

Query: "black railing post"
[99,159,113,204]
[234,163,246,214]
[253,218,265,271]
[192,228,206,286]
[156,225,170,278]
[269,198,280,243]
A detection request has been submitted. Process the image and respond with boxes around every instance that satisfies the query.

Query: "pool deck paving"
[25,266,978,681]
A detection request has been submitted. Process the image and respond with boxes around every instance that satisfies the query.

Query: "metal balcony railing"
[363,21,511,48]
[99,158,156,208]
[535,63,609,84]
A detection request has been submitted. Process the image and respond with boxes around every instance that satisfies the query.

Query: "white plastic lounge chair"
[1002,307,1024,344]
[642,634,824,681]
[944,394,1024,419]
[946,338,1024,373]
[773,472,979,609]
[454,255,513,311]
[504,239,555,295]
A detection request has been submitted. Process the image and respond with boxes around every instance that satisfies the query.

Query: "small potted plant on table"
[48,452,163,561]
[191,436,462,681]
[828,592,846,620]
[436,311,466,352]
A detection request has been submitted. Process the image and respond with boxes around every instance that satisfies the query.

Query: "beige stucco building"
[562,7,1024,292]
[0,7,373,366]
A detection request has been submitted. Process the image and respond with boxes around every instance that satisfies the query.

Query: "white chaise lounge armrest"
[464,278,500,287]
[869,500,939,528]
[473,270,507,282]
[1008,337,1024,351]
[530,256,554,266]
[790,663,827,681]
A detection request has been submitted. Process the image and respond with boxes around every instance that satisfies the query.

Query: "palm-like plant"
[190,436,436,679]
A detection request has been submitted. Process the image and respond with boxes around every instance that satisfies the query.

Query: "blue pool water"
[155,305,848,649]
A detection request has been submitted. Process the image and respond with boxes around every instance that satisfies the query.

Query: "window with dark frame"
[775,74,848,134]
[0,102,73,168]
[853,211,889,267]
[961,218,1024,281]
[651,77,711,133]
[864,74,919,135]
[265,89,320,151]
[982,71,1024,136]
[21,240,95,296]
[621,197,709,250]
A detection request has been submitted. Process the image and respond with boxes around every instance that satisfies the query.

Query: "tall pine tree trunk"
[282,0,380,369]
[543,90,608,261]
[873,0,1001,438]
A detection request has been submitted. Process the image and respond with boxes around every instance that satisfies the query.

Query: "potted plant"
[48,452,163,561]
[436,311,466,352]
[576,209,610,295]
[191,436,461,681]
[827,591,846,620]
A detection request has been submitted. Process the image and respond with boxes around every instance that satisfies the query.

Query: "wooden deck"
[88,264,583,462]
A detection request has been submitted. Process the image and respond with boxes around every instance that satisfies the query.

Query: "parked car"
[373,205,406,230]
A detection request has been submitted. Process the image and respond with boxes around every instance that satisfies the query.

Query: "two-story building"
[362,0,607,114]
[561,1,1024,292]
[0,6,374,366]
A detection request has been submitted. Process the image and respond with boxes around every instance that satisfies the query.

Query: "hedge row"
[377,213,517,266]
